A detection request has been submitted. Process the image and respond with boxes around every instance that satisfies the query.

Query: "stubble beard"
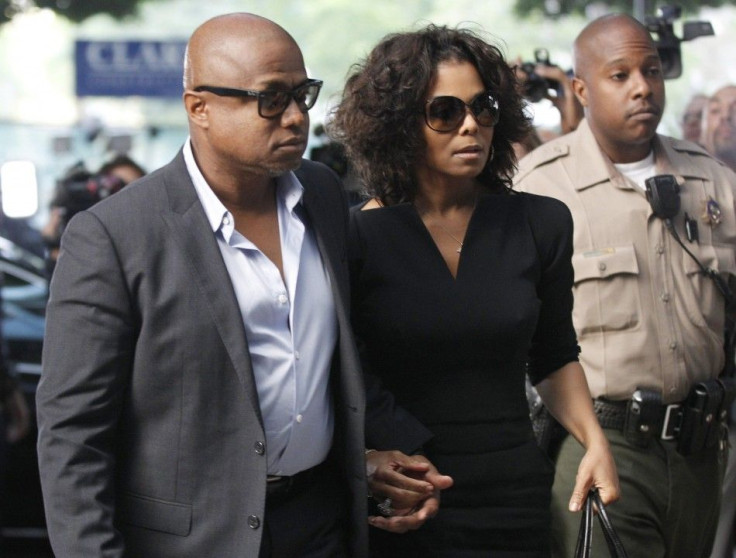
[266,157,302,177]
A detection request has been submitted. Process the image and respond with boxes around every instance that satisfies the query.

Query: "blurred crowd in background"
[1,1,736,556]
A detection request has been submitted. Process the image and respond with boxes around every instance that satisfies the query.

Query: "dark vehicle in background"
[0,236,50,554]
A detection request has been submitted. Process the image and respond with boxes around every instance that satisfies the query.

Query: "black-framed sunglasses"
[424,91,500,133]
[193,79,323,119]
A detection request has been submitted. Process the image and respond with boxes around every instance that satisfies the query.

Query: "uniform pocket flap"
[572,245,639,283]
[118,492,192,536]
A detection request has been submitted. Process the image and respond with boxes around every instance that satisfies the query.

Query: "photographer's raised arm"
[533,64,584,134]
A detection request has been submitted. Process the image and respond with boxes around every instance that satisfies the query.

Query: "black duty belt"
[593,398,684,441]
[594,378,736,455]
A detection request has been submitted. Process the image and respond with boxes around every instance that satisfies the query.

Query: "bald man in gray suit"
[36,13,450,558]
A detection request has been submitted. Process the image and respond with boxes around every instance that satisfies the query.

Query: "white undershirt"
[614,150,656,191]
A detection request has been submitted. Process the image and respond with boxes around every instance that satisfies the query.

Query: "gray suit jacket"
[36,153,370,557]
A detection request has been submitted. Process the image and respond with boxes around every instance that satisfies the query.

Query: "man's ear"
[183,91,209,130]
[572,77,588,108]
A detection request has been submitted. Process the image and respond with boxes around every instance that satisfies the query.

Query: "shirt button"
[277,294,288,304]
[248,515,261,529]
[669,341,677,350]
[254,441,265,455]
[598,262,607,272]
[296,414,303,423]
[656,244,664,254]
[294,350,301,360]
[661,292,670,302]
[223,216,231,226]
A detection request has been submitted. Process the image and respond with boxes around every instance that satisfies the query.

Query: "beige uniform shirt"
[515,119,736,403]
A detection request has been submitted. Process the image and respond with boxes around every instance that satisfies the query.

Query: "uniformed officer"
[515,14,736,558]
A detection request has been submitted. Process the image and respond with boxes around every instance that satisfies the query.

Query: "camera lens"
[523,75,548,103]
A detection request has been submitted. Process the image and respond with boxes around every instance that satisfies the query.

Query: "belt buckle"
[661,403,682,440]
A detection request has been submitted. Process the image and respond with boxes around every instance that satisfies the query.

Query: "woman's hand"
[568,434,619,512]
[365,450,453,533]
[534,362,620,512]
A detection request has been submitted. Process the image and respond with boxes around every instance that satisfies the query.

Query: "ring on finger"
[377,497,394,517]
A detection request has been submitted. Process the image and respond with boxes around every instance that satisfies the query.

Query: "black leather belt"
[593,398,684,440]
[596,380,736,454]
[266,460,327,500]
[593,399,627,431]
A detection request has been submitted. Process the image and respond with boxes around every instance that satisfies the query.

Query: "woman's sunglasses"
[424,91,500,133]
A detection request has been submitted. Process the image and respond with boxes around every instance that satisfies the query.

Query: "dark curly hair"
[327,24,532,206]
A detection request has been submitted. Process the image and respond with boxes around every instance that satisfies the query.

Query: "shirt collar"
[571,119,713,192]
[570,119,626,192]
[183,138,305,237]
[651,135,713,182]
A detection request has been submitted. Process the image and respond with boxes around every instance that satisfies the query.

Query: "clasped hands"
[365,450,453,533]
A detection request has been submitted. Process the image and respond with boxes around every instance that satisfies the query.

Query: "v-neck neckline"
[404,197,483,282]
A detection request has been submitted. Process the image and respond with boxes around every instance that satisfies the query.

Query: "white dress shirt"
[184,140,337,475]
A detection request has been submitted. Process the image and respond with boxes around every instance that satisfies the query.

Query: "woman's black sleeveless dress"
[349,193,580,558]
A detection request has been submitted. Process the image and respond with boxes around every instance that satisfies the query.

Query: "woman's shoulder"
[350,198,381,221]
[349,198,416,244]
[511,191,572,226]
[350,198,411,220]
[512,190,570,214]
[508,191,574,249]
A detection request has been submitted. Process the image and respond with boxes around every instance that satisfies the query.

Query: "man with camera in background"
[515,14,736,558]
[517,48,584,137]
[512,49,583,162]
[40,154,146,277]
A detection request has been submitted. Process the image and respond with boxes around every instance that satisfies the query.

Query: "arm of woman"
[535,361,620,510]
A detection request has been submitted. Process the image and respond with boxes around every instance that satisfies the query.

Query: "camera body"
[519,48,563,103]
[45,162,126,247]
[645,5,714,79]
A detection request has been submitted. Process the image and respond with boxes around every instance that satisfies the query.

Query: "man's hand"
[365,450,453,533]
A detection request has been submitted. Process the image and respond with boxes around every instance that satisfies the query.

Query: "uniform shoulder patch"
[516,141,570,181]
[670,138,712,158]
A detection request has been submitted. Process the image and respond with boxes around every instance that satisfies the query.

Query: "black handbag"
[574,488,629,558]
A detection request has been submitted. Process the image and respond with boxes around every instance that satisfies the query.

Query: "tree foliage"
[1,0,144,25]
[513,0,731,18]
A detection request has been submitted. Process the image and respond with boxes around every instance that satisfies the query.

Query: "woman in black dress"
[329,25,619,557]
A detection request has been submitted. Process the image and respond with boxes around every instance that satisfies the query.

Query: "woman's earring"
[489,145,495,163]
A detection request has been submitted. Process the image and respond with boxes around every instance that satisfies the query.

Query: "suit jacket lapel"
[298,172,349,311]
[159,152,263,422]
[297,167,365,409]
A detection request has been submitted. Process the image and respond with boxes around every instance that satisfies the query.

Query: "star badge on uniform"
[701,196,722,228]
